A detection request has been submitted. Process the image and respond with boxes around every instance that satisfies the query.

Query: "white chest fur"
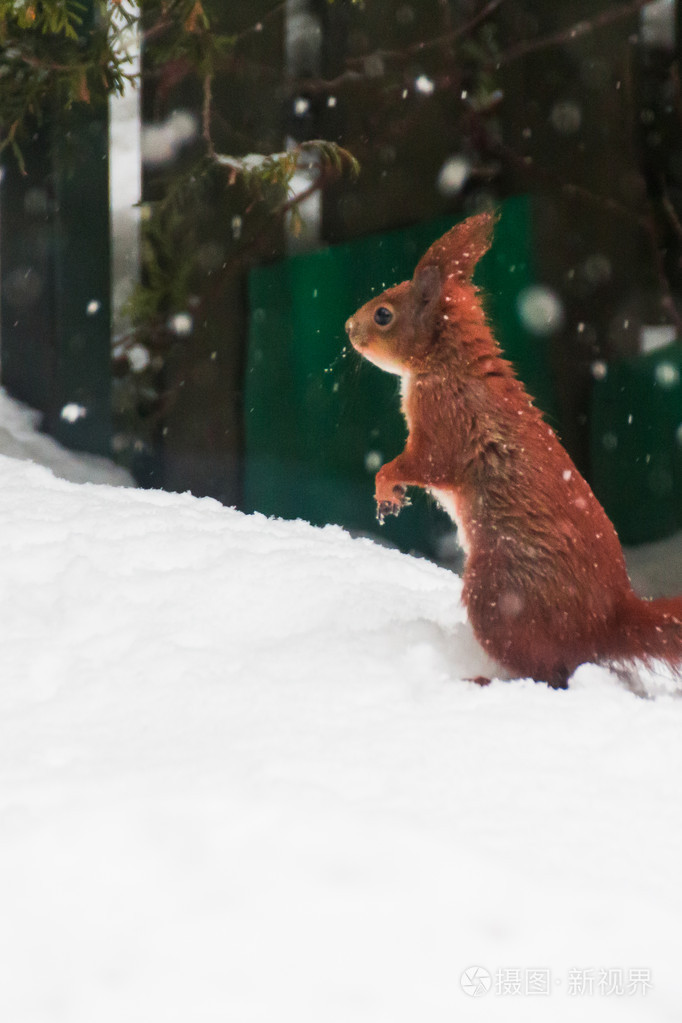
[399,371,413,428]
[429,487,470,554]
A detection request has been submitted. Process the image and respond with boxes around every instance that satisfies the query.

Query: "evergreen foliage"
[0,0,136,171]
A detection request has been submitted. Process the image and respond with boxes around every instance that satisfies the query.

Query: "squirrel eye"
[374,306,393,327]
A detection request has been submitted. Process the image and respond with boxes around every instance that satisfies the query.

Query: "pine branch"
[493,0,659,67]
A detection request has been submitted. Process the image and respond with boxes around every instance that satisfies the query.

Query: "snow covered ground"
[0,388,131,488]
[0,453,681,1022]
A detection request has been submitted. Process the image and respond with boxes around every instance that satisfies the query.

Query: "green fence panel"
[244,195,554,557]
[590,342,682,546]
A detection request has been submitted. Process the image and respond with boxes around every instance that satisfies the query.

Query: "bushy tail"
[606,593,682,670]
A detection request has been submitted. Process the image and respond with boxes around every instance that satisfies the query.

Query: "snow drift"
[0,455,681,1022]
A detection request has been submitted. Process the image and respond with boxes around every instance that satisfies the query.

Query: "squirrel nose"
[345,317,354,336]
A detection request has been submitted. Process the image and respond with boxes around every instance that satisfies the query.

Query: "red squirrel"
[345,211,682,689]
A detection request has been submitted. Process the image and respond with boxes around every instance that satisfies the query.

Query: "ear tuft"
[416,210,498,282]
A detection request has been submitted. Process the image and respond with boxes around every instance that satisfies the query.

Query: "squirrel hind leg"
[545,671,570,690]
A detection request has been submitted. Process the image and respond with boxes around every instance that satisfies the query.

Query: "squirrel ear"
[413,264,441,327]
[416,210,497,282]
[413,264,440,304]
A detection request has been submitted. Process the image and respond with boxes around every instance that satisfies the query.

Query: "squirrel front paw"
[375,484,410,525]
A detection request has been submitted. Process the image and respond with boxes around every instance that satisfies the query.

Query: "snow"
[0,455,681,1021]
[0,387,131,487]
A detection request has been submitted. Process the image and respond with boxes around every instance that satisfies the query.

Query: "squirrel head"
[345,210,496,375]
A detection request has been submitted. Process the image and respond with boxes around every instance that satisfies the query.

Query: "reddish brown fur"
[345,212,682,688]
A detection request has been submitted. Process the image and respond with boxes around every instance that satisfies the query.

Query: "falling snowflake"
[60,404,87,424]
